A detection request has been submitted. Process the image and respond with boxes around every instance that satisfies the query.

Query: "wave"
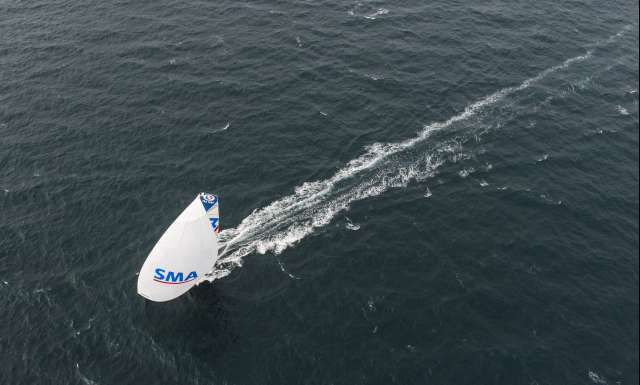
[348,7,389,20]
[206,28,628,281]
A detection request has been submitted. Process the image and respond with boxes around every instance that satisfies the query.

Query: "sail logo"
[153,268,197,284]
[209,217,220,233]
[199,193,219,213]
[201,194,218,205]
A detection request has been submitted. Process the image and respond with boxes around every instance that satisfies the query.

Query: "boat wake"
[207,28,629,281]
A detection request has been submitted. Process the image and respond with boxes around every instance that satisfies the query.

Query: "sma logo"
[153,268,198,284]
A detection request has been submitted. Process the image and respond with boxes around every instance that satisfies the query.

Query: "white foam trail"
[209,29,628,279]
[213,154,442,276]
[597,24,631,46]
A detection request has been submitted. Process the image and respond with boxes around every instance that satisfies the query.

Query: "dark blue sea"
[1,0,638,384]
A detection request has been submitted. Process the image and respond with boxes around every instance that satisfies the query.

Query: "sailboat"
[137,193,220,302]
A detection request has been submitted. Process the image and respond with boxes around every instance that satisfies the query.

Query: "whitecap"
[367,298,376,311]
[206,122,230,134]
[277,259,300,279]
[365,73,384,80]
[479,179,489,187]
[349,7,389,20]
[75,363,99,385]
[587,370,607,384]
[364,8,389,20]
[539,193,563,205]
[616,105,629,115]
[345,217,361,231]
[345,222,360,231]
[458,167,475,178]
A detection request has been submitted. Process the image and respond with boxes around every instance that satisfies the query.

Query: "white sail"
[137,193,220,302]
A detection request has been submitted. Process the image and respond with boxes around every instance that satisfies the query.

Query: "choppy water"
[1,0,638,384]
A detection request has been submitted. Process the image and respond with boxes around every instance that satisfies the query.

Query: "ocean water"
[1,0,638,384]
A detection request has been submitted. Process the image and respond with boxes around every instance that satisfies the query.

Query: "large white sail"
[137,193,220,302]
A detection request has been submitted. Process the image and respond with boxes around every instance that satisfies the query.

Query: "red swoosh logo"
[153,278,196,285]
